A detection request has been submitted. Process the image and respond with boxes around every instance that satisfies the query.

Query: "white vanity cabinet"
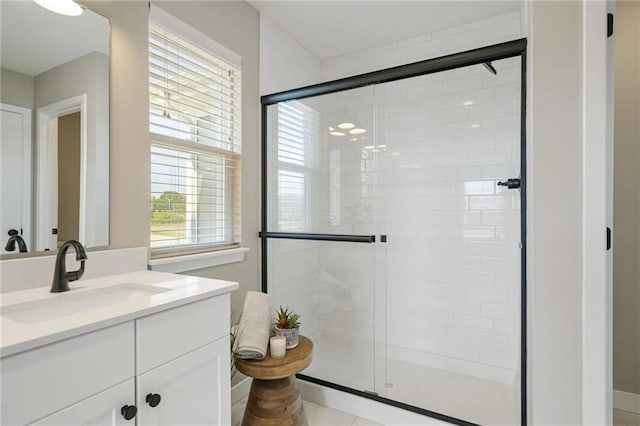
[136,339,230,425]
[1,292,232,426]
[31,380,135,426]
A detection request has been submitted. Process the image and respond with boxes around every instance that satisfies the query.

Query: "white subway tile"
[429,325,468,343]
[481,303,519,321]
[468,331,511,350]
[440,299,482,315]
[454,314,495,331]
[494,320,519,337]
[468,286,510,304]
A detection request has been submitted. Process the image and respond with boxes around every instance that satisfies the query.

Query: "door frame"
[0,103,32,249]
[36,94,87,250]
[259,39,528,426]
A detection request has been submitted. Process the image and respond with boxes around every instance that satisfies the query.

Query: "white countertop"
[0,270,238,357]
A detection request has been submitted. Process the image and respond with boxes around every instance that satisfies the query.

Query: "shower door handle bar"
[259,232,375,243]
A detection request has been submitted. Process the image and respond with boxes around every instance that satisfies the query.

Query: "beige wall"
[0,68,34,109]
[613,0,640,396]
[84,1,261,316]
[57,112,81,242]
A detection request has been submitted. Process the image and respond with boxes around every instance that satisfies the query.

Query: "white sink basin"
[1,284,171,324]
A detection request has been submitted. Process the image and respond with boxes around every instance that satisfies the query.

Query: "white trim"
[0,103,32,250]
[298,380,450,425]
[231,376,251,405]
[36,94,88,251]
[149,3,241,68]
[613,390,640,414]
[148,247,248,273]
[581,1,613,425]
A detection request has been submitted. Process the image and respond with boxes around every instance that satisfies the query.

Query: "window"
[275,101,319,232]
[149,10,241,257]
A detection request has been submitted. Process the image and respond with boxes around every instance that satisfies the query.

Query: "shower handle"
[497,178,521,189]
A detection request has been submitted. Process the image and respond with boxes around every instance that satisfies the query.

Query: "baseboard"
[231,377,251,405]
[298,380,450,425]
[613,390,640,414]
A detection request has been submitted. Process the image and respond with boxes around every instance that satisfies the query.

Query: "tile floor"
[232,396,383,426]
[233,396,639,426]
[614,409,640,426]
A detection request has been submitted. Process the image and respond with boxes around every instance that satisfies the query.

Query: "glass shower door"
[375,56,523,425]
[263,85,383,394]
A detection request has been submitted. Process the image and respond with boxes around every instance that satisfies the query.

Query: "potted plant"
[273,306,301,349]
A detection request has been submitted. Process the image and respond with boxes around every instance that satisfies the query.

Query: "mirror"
[1,1,110,256]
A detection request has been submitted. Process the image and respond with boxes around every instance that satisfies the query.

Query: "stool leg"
[241,376,307,426]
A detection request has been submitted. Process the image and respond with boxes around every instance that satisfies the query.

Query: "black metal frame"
[259,232,375,243]
[260,38,528,426]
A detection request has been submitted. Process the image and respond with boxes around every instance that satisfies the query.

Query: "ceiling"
[1,1,109,77]
[250,1,521,59]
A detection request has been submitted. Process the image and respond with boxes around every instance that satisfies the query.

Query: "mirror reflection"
[1,1,110,255]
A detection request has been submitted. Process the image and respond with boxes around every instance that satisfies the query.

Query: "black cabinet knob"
[146,393,162,408]
[121,405,137,420]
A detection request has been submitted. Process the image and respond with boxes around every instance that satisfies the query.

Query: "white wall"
[260,16,320,95]
[528,1,584,424]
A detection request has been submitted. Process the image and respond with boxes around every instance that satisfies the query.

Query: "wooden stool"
[235,336,313,426]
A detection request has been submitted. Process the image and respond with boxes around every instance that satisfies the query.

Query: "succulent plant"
[275,306,301,329]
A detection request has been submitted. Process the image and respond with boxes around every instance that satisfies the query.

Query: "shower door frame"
[260,38,528,426]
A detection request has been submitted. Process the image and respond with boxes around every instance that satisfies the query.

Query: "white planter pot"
[274,327,300,349]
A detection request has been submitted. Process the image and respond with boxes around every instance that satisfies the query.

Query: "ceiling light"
[371,148,381,152]
[364,145,375,150]
[329,131,346,136]
[463,100,474,106]
[378,144,387,148]
[337,122,356,130]
[328,126,335,131]
[471,123,481,128]
[350,128,366,135]
[34,0,83,16]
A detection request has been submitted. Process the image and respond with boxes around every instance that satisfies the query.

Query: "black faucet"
[5,230,27,253]
[51,240,88,293]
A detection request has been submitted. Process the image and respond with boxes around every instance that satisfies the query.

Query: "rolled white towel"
[234,291,272,360]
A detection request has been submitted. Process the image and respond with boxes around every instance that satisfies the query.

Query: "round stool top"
[235,335,313,380]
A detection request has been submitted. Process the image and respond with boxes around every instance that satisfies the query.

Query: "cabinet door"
[137,338,230,426]
[31,379,135,426]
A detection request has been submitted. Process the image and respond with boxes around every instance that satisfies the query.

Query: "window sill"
[148,247,249,273]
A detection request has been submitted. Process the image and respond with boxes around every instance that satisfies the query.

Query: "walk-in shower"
[260,39,527,426]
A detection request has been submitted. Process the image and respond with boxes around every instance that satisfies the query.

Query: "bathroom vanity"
[0,271,238,425]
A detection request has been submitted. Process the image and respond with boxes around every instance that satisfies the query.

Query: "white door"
[31,379,135,426]
[137,339,230,426]
[0,104,31,252]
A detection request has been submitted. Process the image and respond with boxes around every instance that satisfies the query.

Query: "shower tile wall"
[321,11,524,82]
[314,58,523,390]
[379,57,522,386]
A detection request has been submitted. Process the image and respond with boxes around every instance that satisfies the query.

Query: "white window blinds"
[275,101,319,232]
[149,17,241,256]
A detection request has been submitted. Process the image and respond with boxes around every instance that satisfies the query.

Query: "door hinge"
[607,13,614,37]
[606,227,612,250]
